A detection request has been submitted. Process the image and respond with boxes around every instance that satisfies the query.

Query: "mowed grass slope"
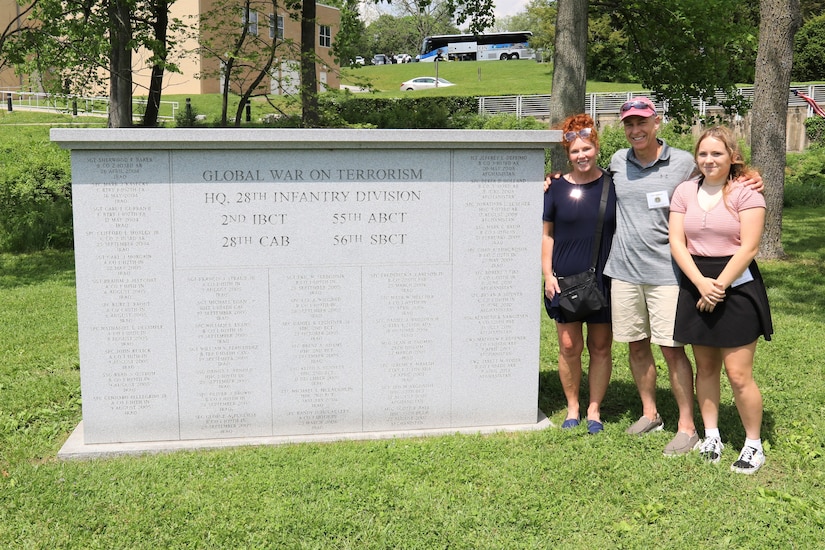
[340,60,643,96]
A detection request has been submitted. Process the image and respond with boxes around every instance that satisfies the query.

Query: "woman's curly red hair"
[556,113,599,151]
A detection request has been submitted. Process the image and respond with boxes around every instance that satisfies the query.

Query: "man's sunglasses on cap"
[621,100,656,113]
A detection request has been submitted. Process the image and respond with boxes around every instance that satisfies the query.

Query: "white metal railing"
[479,85,825,120]
[0,89,179,121]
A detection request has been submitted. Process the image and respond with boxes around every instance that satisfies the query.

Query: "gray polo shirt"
[604,139,697,285]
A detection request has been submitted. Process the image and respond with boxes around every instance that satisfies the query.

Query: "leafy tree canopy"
[586,12,630,82]
[328,0,369,66]
[366,13,458,58]
[489,0,761,121]
[793,13,825,81]
[493,0,555,53]
[800,0,825,20]
[4,0,184,97]
[591,0,758,123]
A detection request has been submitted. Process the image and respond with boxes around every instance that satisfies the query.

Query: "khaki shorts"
[610,280,684,347]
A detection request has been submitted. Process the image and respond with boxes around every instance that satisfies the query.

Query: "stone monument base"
[58,409,551,460]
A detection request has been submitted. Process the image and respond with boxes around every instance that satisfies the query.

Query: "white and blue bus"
[418,31,535,62]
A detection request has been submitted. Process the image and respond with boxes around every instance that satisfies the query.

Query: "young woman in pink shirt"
[669,126,773,474]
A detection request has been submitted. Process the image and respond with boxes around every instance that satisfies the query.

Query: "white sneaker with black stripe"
[699,437,724,464]
[731,446,765,474]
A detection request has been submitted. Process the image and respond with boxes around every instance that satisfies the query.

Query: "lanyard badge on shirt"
[646,190,669,209]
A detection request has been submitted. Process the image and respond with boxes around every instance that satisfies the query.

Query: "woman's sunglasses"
[564,127,593,142]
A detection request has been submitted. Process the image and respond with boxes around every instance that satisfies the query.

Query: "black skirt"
[674,256,773,347]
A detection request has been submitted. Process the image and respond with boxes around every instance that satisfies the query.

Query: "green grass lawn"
[1,208,823,548]
[341,60,643,96]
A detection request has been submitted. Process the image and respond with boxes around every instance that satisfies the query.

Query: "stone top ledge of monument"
[50,128,561,150]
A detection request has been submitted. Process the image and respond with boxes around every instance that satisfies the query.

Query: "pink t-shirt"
[670,180,766,256]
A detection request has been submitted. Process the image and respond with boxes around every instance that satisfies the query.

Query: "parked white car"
[394,53,412,64]
[354,56,365,65]
[400,77,455,91]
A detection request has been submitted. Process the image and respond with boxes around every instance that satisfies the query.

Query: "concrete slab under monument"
[58,411,552,460]
[51,128,560,460]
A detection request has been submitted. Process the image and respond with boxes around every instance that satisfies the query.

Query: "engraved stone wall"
[53,129,557,448]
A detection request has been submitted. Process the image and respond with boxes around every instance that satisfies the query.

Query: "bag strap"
[588,169,611,270]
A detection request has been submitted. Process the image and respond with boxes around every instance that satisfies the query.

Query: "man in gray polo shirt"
[606,97,761,456]
[605,97,698,456]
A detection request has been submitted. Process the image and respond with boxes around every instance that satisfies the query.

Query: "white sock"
[705,428,721,440]
[745,438,763,453]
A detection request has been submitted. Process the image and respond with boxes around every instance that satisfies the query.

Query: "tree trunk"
[233,39,278,126]
[751,0,801,259]
[143,65,165,127]
[108,0,133,128]
[220,57,234,126]
[219,0,252,127]
[301,0,319,127]
[141,0,169,127]
[548,0,588,172]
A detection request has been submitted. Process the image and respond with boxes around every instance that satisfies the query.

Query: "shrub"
[595,122,630,167]
[0,134,73,252]
[590,121,696,168]
[784,145,825,207]
[174,100,203,127]
[260,113,304,127]
[480,113,547,130]
[321,95,478,128]
[658,122,697,153]
[804,116,825,145]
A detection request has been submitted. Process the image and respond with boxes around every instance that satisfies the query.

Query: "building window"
[243,8,258,36]
[269,14,284,40]
[319,25,331,48]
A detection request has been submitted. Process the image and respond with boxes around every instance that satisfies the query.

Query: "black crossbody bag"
[555,171,611,321]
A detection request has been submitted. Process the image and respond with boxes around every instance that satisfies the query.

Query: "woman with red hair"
[542,114,616,434]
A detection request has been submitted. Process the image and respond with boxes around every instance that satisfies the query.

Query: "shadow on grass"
[0,249,76,289]
[761,259,825,316]
[539,365,776,447]
[539,368,646,425]
[766,205,825,315]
